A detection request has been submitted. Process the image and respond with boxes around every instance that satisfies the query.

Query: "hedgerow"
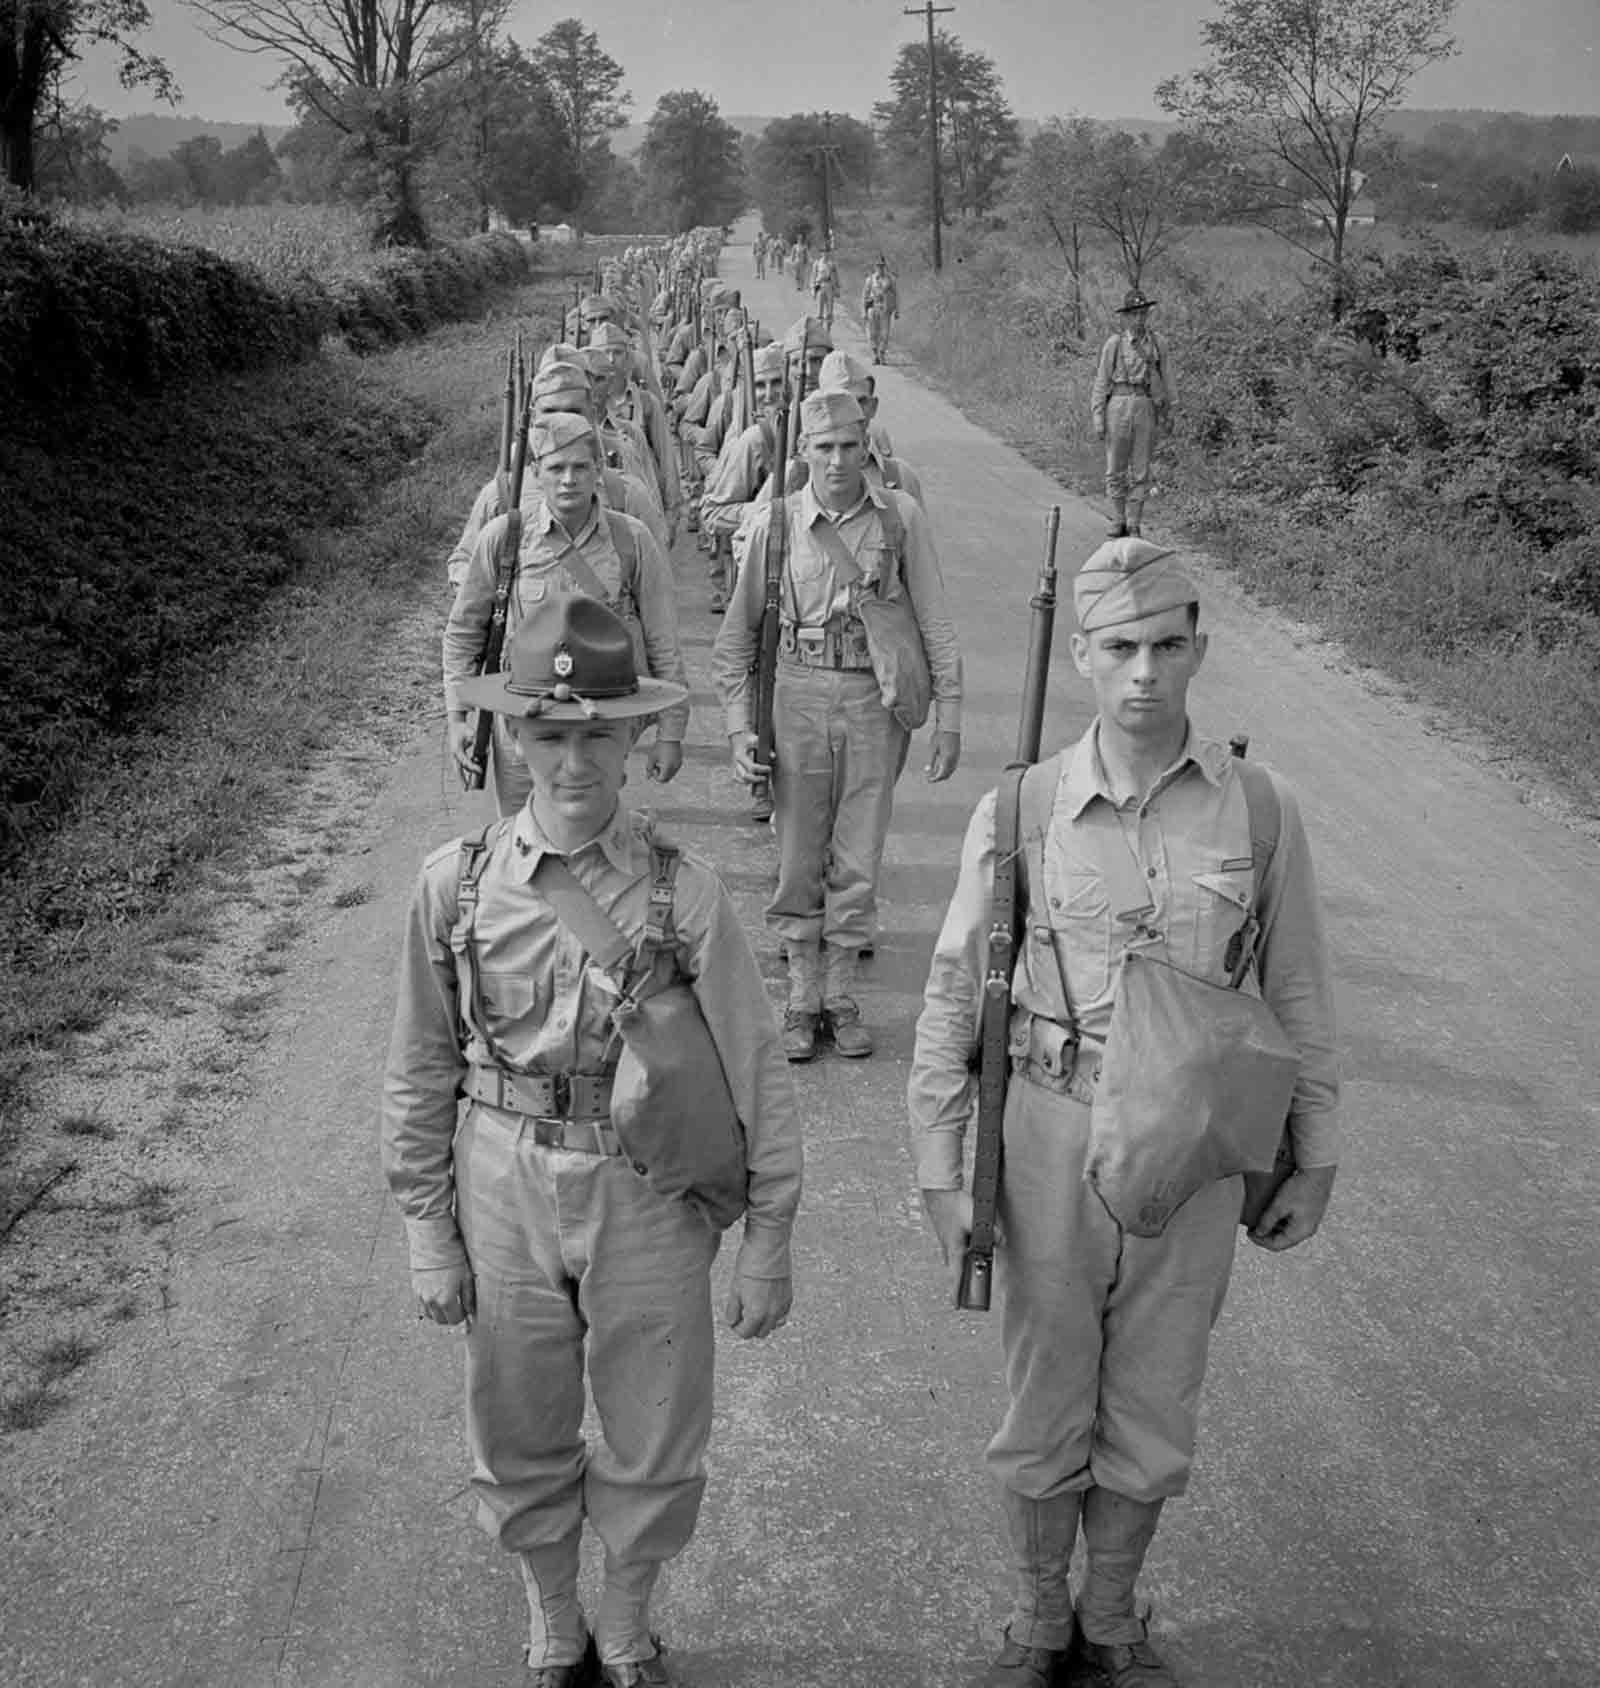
[0,202,531,401]
[0,364,432,852]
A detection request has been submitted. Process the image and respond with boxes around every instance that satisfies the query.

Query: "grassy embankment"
[0,204,584,1430]
[837,211,1600,813]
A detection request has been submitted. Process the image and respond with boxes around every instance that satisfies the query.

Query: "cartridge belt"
[463,1065,621,1155]
[780,617,873,671]
[1010,1015,1102,1107]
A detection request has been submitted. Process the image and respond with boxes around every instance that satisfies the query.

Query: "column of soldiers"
[384,236,1337,1688]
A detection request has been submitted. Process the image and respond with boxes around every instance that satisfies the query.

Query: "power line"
[903,1,955,271]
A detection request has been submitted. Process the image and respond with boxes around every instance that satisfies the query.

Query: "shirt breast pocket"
[1189,870,1254,978]
[476,971,546,1032]
[1032,872,1113,1002]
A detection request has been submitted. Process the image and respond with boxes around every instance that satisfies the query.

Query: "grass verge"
[0,261,574,1432]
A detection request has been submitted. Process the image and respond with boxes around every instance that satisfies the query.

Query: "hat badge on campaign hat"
[1117,287,1156,313]
[456,593,688,722]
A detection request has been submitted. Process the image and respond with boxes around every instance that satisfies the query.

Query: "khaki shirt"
[711,481,963,737]
[443,496,690,742]
[907,724,1340,1188]
[381,805,804,1279]
[1090,328,1172,425]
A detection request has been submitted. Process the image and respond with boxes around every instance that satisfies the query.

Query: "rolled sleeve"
[380,856,470,1271]
[1255,775,1341,1167]
[628,521,692,743]
[679,863,802,1279]
[442,516,509,714]
[907,790,994,1189]
[446,477,500,590]
[710,501,772,736]
[892,493,963,735]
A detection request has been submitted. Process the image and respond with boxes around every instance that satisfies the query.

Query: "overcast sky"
[74,0,1600,130]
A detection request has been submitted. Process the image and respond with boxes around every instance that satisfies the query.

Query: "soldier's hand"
[413,1263,476,1330]
[724,1271,792,1339]
[1248,1164,1337,1252]
[451,721,481,779]
[920,1188,974,1272]
[926,729,962,783]
[729,731,771,786]
[646,739,684,783]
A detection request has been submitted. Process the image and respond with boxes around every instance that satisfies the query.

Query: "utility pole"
[817,110,840,247]
[903,0,955,271]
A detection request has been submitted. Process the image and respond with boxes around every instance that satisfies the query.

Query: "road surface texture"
[3,226,1597,1688]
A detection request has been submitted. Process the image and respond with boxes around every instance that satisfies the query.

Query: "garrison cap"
[540,342,586,370]
[752,342,785,380]
[578,293,616,319]
[799,390,864,437]
[1073,537,1197,633]
[531,360,592,397]
[586,322,632,351]
[817,349,873,398]
[783,315,833,355]
[530,412,599,460]
[456,592,686,723]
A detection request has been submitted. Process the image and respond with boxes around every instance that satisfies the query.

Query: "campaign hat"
[1116,287,1156,313]
[457,593,686,722]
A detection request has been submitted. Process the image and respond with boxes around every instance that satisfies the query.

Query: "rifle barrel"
[1013,506,1062,765]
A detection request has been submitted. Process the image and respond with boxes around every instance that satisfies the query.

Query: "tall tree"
[873,31,1019,221]
[1,1,173,192]
[1158,0,1458,312]
[31,97,125,201]
[750,111,876,244]
[534,17,629,229]
[182,0,495,245]
[637,89,744,233]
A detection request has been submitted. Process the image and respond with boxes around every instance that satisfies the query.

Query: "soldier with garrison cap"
[713,388,963,1063]
[815,349,923,507]
[908,538,1339,1688]
[386,592,801,1687]
[445,413,689,816]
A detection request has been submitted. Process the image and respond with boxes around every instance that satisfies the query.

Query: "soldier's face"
[1071,605,1206,741]
[804,426,867,508]
[513,718,631,828]
[537,442,600,520]
[754,373,786,414]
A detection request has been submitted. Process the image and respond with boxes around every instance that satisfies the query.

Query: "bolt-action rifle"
[495,339,517,508]
[462,378,533,793]
[957,506,1062,1312]
[753,403,791,790]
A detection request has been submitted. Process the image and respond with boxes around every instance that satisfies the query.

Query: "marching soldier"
[815,350,920,505]
[587,322,682,539]
[712,389,963,1063]
[810,246,839,333]
[908,539,1339,1688]
[861,256,898,365]
[444,413,690,815]
[386,591,802,1687]
[445,361,668,589]
[1090,289,1173,538]
[790,235,809,291]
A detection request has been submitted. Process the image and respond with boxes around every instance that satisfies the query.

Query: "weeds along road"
[3,229,1598,1688]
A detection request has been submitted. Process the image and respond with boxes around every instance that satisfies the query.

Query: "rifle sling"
[967,762,1026,1257]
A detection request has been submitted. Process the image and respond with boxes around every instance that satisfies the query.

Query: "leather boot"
[783,939,822,1062]
[1106,500,1127,538]
[1000,1488,1082,1658]
[821,943,873,1057]
[1076,1489,1176,1684]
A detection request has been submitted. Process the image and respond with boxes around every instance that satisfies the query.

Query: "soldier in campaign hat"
[1090,289,1174,540]
[386,593,802,1688]
[908,538,1339,1688]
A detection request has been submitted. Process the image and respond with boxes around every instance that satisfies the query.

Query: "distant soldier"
[1090,288,1173,539]
[790,235,809,291]
[809,247,839,332]
[753,232,768,278]
[861,256,898,365]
